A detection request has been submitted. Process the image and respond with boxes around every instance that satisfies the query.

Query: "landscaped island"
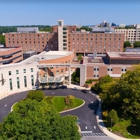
[0,90,83,140]
[13,94,84,113]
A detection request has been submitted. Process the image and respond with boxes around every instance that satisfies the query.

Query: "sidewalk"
[93,93,140,140]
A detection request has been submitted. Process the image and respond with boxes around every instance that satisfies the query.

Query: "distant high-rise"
[100,20,110,27]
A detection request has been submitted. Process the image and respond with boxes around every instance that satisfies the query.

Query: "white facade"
[0,63,38,99]
[115,24,140,44]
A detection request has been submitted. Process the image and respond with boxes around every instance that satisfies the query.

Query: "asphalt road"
[0,88,101,133]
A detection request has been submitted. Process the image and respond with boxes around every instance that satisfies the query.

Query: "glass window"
[31,68,33,72]
[24,76,27,87]
[17,77,20,89]
[23,69,26,73]
[16,70,19,74]
[31,75,34,86]
[9,78,13,90]
[9,71,11,76]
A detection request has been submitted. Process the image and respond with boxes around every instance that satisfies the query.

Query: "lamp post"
[110,119,113,131]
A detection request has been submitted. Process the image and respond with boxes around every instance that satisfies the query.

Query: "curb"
[60,99,85,113]
[11,102,18,112]
[11,98,85,114]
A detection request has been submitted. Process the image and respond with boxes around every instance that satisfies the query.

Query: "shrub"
[108,109,119,124]
[64,97,70,105]
[26,90,45,102]
[102,110,108,118]
[67,95,75,100]
[45,96,54,104]
[64,96,73,106]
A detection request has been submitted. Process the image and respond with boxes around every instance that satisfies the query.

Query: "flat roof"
[0,51,73,68]
[107,52,140,59]
[0,48,12,51]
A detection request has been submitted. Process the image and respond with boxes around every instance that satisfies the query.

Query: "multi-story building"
[0,46,23,65]
[5,28,58,53]
[1,50,140,99]
[115,24,140,44]
[5,20,124,55]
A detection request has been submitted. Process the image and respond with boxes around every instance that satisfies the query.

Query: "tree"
[108,109,119,124]
[26,90,45,102]
[77,54,83,61]
[99,65,140,120]
[91,75,113,94]
[133,41,140,48]
[71,68,80,84]
[0,99,81,140]
[124,41,132,48]
[0,35,5,45]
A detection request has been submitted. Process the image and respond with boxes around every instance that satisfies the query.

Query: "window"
[24,76,27,87]
[31,68,33,72]
[9,78,13,90]
[17,77,20,89]
[23,69,26,73]
[16,70,19,74]
[9,71,11,76]
[31,75,34,86]
[56,70,59,75]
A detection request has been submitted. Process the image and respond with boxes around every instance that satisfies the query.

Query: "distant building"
[115,24,140,44]
[0,46,23,65]
[5,20,124,55]
[111,23,117,27]
[100,20,110,27]
[125,48,140,52]
[17,27,39,33]
[118,24,126,28]
[92,27,114,33]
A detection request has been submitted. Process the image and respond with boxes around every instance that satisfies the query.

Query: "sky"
[0,0,140,26]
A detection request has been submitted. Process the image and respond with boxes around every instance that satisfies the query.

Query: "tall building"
[115,24,140,44]
[5,20,124,55]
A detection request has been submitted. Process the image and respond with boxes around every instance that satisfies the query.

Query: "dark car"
[59,85,67,89]
[81,89,87,93]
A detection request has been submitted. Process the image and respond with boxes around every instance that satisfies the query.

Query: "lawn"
[12,96,84,113]
[51,96,84,112]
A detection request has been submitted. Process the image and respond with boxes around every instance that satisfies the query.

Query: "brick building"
[5,20,124,55]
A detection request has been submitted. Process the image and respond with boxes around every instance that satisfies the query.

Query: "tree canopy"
[26,90,45,102]
[0,35,5,45]
[133,41,140,48]
[92,65,140,130]
[0,91,81,140]
[124,41,132,48]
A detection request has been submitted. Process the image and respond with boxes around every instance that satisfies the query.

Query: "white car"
[32,86,39,90]
[73,87,79,90]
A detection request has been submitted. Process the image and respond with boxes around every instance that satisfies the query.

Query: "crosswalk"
[81,132,107,137]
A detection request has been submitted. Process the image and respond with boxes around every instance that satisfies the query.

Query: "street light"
[110,119,113,131]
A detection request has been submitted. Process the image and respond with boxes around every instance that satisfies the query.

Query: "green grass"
[50,96,84,112]
[52,96,66,112]
[103,118,140,139]
[12,96,84,113]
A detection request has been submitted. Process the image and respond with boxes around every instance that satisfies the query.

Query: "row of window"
[9,75,34,90]
[70,38,121,41]
[9,68,33,75]
[94,68,127,71]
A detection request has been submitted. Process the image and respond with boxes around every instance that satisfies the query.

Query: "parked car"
[59,85,67,89]
[73,87,79,90]
[32,85,39,90]
[81,89,87,93]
